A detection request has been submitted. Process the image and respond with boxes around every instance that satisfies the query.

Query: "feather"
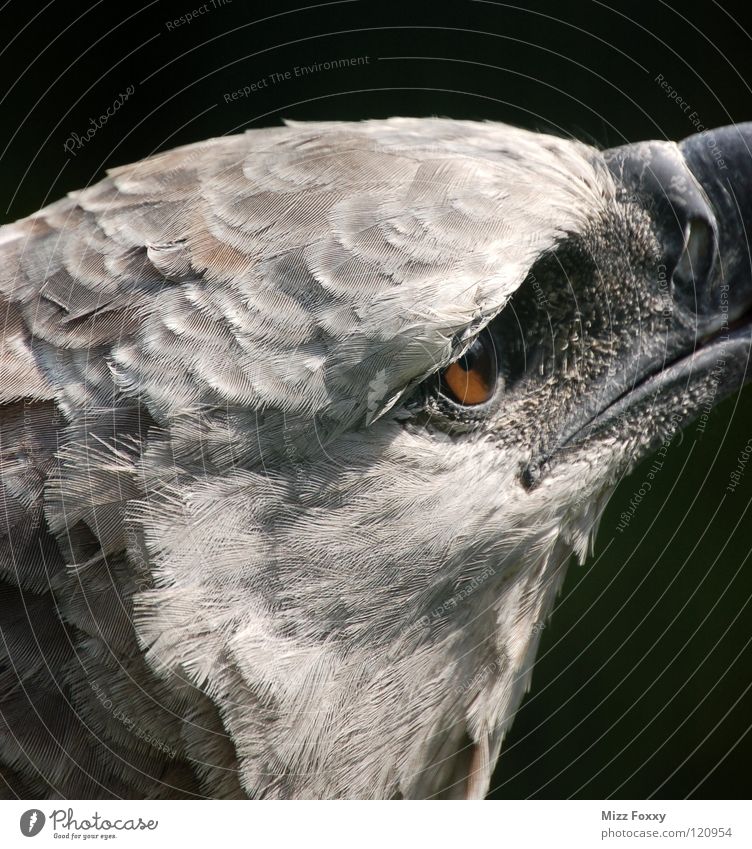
[0,117,617,798]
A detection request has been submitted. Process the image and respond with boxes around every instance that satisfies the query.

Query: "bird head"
[125,120,752,798]
[2,117,751,800]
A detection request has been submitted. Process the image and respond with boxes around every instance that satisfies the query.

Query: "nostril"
[671,216,718,314]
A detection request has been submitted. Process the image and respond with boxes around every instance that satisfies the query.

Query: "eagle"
[0,118,749,799]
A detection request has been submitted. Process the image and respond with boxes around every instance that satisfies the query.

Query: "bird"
[0,117,750,800]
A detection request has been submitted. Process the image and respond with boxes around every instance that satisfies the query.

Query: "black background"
[1,0,751,799]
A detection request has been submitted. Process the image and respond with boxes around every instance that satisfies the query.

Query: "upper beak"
[557,124,752,456]
[605,122,752,325]
[680,122,752,324]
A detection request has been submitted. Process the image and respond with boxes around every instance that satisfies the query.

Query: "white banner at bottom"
[2,799,749,849]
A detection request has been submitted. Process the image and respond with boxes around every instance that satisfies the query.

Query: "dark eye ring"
[440,330,499,406]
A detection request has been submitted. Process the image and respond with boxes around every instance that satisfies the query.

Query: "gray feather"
[0,117,619,798]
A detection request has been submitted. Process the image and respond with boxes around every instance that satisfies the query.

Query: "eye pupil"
[440,332,498,406]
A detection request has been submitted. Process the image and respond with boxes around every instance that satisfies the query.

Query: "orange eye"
[441,332,499,406]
